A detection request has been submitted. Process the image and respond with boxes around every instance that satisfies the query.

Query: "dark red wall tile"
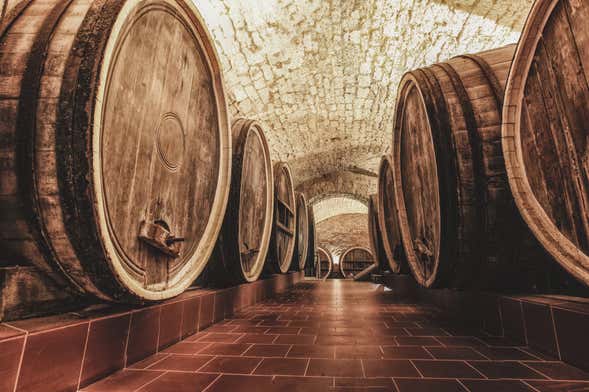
[199,294,215,330]
[126,307,160,365]
[158,301,183,350]
[79,314,131,388]
[0,336,25,392]
[181,297,200,338]
[553,307,589,372]
[16,323,88,392]
[500,298,526,344]
[522,301,558,358]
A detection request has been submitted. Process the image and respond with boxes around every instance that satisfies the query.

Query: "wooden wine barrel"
[201,119,273,285]
[267,162,296,273]
[392,44,556,289]
[316,247,333,280]
[377,157,407,274]
[304,207,317,277]
[340,247,375,279]
[0,0,31,37]
[293,192,309,271]
[503,0,589,287]
[367,195,388,272]
[0,0,231,301]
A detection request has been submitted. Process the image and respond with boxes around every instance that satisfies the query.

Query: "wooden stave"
[202,119,274,285]
[502,0,589,287]
[0,0,231,301]
[305,207,317,276]
[392,45,558,290]
[377,155,406,274]
[267,162,297,274]
[367,195,388,272]
[293,192,309,271]
[339,247,374,279]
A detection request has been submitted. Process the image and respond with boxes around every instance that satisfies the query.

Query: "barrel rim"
[391,73,443,288]
[501,0,589,286]
[92,0,232,300]
[377,155,402,274]
[295,191,309,270]
[232,118,274,283]
[316,246,333,280]
[272,161,297,274]
[339,246,375,279]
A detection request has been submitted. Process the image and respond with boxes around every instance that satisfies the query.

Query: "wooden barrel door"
[0,0,231,301]
[392,45,553,289]
[293,192,309,271]
[203,119,273,285]
[377,156,407,274]
[367,195,388,272]
[503,0,589,287]
[340,247,375,279]
[268,162,297,273]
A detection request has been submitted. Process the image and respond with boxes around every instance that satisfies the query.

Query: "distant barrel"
[293,192,309,271]
[340,247,375,279]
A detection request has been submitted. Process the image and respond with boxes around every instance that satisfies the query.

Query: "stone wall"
[316,213,370,259]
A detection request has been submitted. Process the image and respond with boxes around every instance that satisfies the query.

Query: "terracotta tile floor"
[83,280,589,391]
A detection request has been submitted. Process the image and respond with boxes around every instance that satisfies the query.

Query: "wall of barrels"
[376,0,589,295]
[0,0,317,321]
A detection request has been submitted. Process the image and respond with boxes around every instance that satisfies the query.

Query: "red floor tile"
[526,380,589,391]
[148,354,214,371]
[137,372,219,392]
[394,378,467,392]
[204,374,274,391]
[381,346,433,359]
[272,376,332,391]
[461,379,536,392]
[412,360,484,378]
[199,356,262,374]
[468,361,547,380]
[274,334,315,344]
[426,346,487,360]
[335,377,397,391]
[83,370,164,392]
[306,358,363,377]
[236,334,278,344]
[335,345,384,359]
[162,341,210,355]
[523,361,589,380]
[244,343,291,357]
[194,332,243,343]
[362,359,420,377]
[199,343,252,355]
[287,344,336,359]
[253,358,308,375]
[395,336,441,346]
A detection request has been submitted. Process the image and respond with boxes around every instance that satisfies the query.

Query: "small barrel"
[340,247,375,279]
[267,162,297,273]
[503,0,589,287]
[367,195,389,272]
[201,119,274,285]
[377,158,407,274]
[293,192,309,271]
[0,0,231,301]
[316,247,333,280]
[392,45,557,290]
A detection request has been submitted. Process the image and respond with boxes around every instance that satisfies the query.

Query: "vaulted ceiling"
[195,0,533,212]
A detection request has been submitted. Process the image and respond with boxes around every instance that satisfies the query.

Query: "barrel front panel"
[295,194,309,270]
[341,248,374,278]
[273,164,296,273]
[99,1,220,291]
[399,85,441,284]
[238,128,270,278]
[520,1,589,257]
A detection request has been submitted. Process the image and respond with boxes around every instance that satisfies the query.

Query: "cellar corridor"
[82,280,589,392]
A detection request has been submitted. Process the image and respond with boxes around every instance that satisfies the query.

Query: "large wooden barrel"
[0,0,231,301]
[200,119,273,285]
[267,162,296,273]
[316,247,333,280]
[503,0,589,287]
[0,0,30,36]
[367,195,389,272]
[377,158,407,274]
[293,192,309,271]
[392,45,556,289]
[340,247,375,279]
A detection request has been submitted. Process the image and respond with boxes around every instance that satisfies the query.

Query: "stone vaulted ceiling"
[194,0,533,211]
